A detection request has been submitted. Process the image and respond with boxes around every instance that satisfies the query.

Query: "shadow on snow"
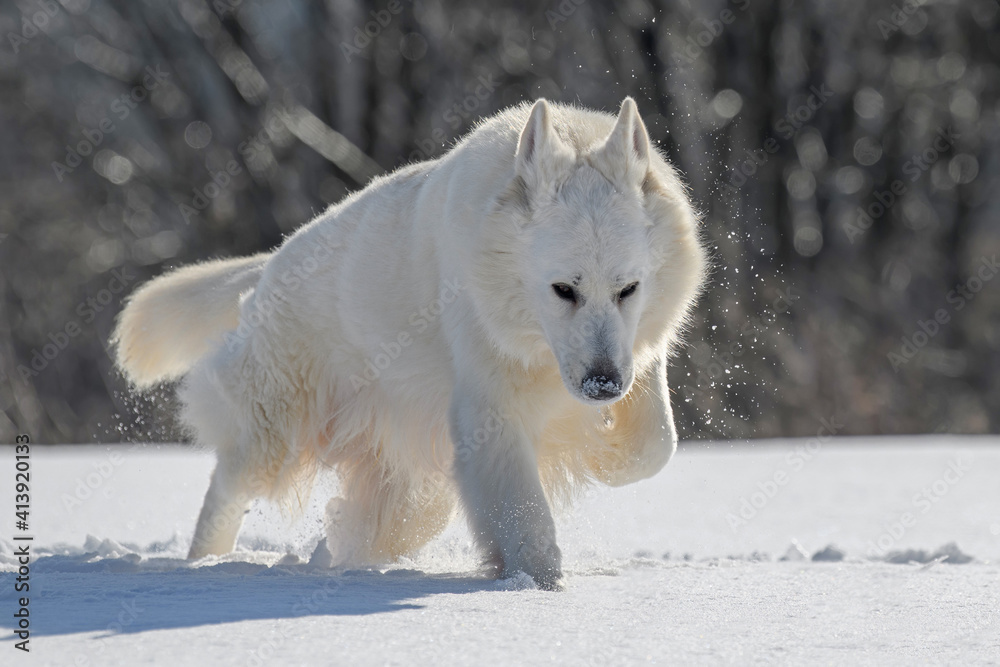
[0,554,499,638]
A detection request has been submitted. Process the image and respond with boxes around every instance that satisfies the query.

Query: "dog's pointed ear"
[592,97,651,188]
[515,99,574,189]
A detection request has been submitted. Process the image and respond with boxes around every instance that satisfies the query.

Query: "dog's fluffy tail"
[112,253,270,388]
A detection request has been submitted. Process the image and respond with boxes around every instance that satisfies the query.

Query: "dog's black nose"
[581,361,623,401]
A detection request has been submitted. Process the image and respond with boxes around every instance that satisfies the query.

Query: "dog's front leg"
[450,387,563,591]
[589,349,678,487]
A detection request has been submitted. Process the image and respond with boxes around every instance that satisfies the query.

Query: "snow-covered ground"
[2,437,999,665]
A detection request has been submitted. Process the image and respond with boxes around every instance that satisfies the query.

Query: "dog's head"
[486,98,706,406]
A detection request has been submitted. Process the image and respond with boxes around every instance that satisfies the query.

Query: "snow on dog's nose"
[581,359,623,401]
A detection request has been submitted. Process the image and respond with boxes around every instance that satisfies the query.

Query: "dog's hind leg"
[370,472,455,560]
[325,453,455,565]
[188,449,259,559]
[179,290,312,560]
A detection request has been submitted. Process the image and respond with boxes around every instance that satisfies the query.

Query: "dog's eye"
[552,283,577,304]
[618,282,639,302]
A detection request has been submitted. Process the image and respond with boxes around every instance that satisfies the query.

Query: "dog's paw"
[496,569,565,592]
[535,572,566,592]
[505,537,563,591]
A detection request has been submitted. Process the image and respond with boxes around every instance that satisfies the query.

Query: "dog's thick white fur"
[113,98,707,590]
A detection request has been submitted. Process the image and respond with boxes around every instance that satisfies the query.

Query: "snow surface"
[2,437,999,665]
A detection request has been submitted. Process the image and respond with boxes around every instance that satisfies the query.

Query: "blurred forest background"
[1,0,998,444]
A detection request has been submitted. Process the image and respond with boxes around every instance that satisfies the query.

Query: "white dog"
[113,98,707,590]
